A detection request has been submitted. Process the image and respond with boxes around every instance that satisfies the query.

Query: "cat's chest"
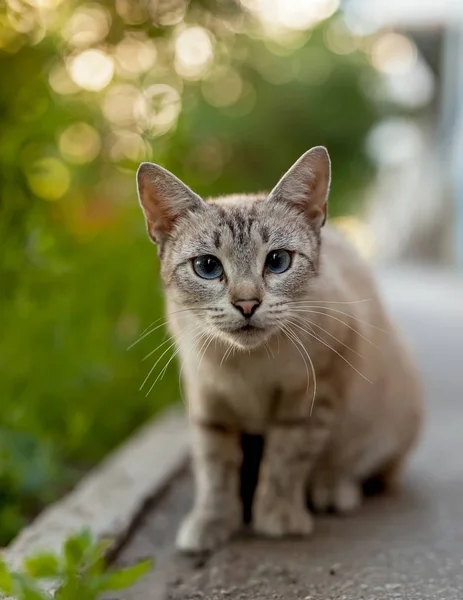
[190,345,312,433]
[208,364,278,432]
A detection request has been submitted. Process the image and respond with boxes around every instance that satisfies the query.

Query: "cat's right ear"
[268,146,331,228]
[136,162,205,246]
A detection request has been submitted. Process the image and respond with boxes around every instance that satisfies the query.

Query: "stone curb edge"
[2,406,189,594]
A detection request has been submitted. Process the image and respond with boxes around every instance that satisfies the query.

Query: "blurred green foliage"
[0,528,151,599]
[1,0,382,544]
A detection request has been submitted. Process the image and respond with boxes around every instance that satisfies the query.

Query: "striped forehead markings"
[211,209,271,249]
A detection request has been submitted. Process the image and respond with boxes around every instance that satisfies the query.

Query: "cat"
[136,146,423,553]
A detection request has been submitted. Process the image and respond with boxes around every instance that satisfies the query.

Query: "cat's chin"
[221,325,274,350]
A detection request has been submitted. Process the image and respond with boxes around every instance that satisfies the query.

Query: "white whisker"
[288,308,382,351]
[220,342,235,367]
[149,346,182,393]
[289,313,364,359]
[265,340,275,359]
[263,342,271,360]
[279,324,310,396]
[286,318,372,384]
[128,320,169,350]
[142,334,175,362]
[157,326,205,387]
[282,323,317,415]
[141,322,203,394]
[287,304,387,333]
[128,307,220,350]
[286,298,373,306]
[196,333,215,377]
[140,339,177,392]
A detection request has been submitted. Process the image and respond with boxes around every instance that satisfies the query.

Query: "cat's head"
[136,147,331,349]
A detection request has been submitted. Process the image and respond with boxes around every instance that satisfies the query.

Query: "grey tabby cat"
[136,146,423,553]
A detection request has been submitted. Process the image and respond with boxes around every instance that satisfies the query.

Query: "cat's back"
[316,224,381,305]
[321,224,370,273]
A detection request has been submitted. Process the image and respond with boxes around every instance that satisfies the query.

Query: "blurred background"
[0,0,461,545]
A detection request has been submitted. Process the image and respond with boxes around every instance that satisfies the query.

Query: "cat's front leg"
[176,423,242,553]
[253,396,335,538]
[253,424,314,537]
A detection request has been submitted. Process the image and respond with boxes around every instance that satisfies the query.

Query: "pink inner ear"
[146,220,163,245]
[137,162,206,245]
[307,202,327,227]
[144,199,177,242]
[138,174,177,239]
[268,147,331,227]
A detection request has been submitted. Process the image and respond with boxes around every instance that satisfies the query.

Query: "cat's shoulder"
[321,224,364,261]
[319,224,378,297]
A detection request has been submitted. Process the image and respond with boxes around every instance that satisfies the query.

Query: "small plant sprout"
[0,529,151,600]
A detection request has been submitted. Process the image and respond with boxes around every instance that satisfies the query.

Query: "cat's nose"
[233,298,261,318]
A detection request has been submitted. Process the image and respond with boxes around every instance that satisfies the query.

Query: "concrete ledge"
[3,406,189,573]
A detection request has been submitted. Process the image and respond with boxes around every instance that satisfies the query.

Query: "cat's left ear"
[136,162,205,246]
[268,146,331,228]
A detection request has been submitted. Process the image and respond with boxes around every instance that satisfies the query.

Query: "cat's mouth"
[237,321,267,336]
[232,322,271,347]
[240,323,259,332]
[218,321,271,349]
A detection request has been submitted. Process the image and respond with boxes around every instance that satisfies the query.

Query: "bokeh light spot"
[241,0,339,32]
[115,0,148,25]
[107,130,147,163]
[151,0,187,26]
[59,122,101,164]
[325,18,362,55]
[174,26,214,79]
[222,81,257,117]
[68,49,114,91]
[7,7,37,34]
[114,34,157,77]
[202,68,243,107]
[136,84,181,136]
[24,0,63,8]
[63,4,111,48]
[103,84,144,126]
[370,33,417,75]
[26,158,71,201]
[49,62,80,94]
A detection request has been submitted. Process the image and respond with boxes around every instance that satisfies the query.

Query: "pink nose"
[233,298,261,318]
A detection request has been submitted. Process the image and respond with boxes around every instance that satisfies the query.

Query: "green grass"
[0,212,179,546]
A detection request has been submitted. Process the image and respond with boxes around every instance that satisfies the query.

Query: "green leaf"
[0,559,13,593]
[10,573,49,600]
[97,560,152,592]
[24,554,60,578]
[20,587,47,600]
[83,538,112,575]
[64,530,93,568]
[54,577,83,600]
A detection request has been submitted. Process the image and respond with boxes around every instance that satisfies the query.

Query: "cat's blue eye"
[192,255,224,280]
[265,249,292,274]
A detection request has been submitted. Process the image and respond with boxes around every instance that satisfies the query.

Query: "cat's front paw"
[310,478,362,514]
[253,497,313,538]
[176,509,241,553]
